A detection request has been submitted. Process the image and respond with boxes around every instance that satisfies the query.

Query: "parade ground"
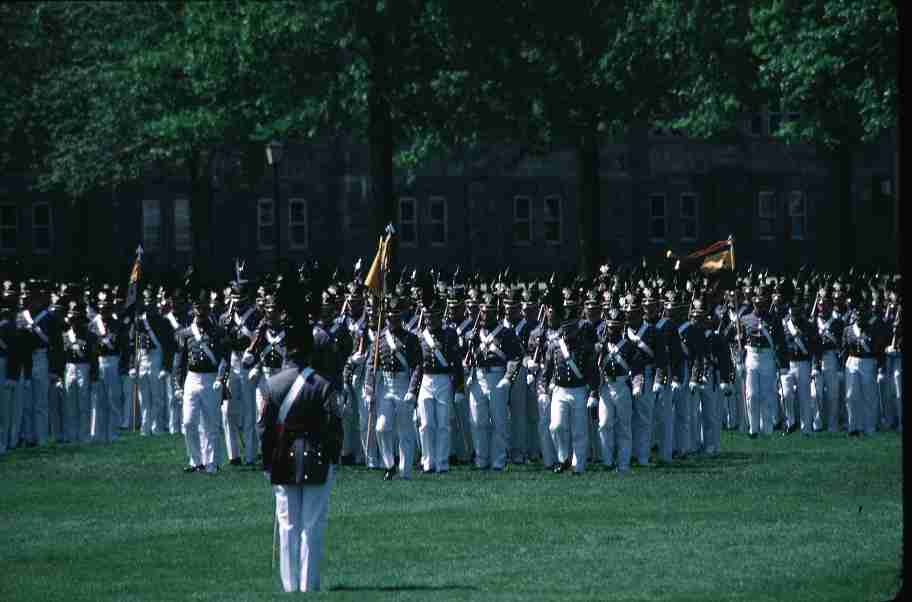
[1,431,901,601]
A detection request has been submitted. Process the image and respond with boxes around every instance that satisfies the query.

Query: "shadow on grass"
[330,583,478,592]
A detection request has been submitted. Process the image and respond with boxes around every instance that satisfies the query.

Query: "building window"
[680,194,698,241]
[758,191,776,239]
[0,205,17,252]
[649,194,666,241]
[513,195,532,245]
[32,202,52,253]
[288,198,308,250]
[174,198,192,251]
[398,197,417,247]
[789,191,805,240]
[142,199,162,251]
[544,195,562,245]
[428,196,447,246]
[257,198,276,250]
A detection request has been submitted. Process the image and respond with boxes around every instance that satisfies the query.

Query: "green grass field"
[1,430,902,601]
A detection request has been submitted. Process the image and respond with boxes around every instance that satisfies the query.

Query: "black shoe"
[383,468,397,480]
[572,471,582,477]
[553,459,571,474]
[749,433,758,439]
[183,465,202,473]
[229,458,242,466]
[340,454,356,466]
[422,468,435,475]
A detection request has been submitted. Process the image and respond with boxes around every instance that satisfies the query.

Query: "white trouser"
[881,353,902,429]
[120,372,134,431]
[164,374,182,434]
[654,384,673,463]
[22,350,49,446]
[812,351,841,432]
[632,367,655,464]
[508,364,528,462]
[535,385,557,467]
[136,348,165,435]
[227,353,258,464]
[745,348,777,435]
[341,377,360,461]
[0,357,7,453]
[353,368,380,468]
[695,377,721,454]
[724,354,743,430]
[417,373,452,472]
[449,381,473,462]
[845,356,877,434]
[525,378,540,459]
[690,378,703,453]
[63,363,92,443]
[9,366,25,448]
[675,382,692,454]
[375,371,414,477]
[549,385,589,473]
[599,378,632,470]
[182,371,219,470]
[274,467,335,593]
[890,354,902,431]
[468,368,509,470]
[781,360,812,433]
[48,375,63,443]
[94,356,121,443]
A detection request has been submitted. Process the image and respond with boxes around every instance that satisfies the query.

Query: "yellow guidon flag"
[363,224,396,293]
[684,237,735,273]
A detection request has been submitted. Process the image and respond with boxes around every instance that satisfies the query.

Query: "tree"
[669,0,898,268]
[416,0,683,276]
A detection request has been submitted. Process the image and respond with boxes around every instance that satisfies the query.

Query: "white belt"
[745,346,773,353]
[99,356,119,364]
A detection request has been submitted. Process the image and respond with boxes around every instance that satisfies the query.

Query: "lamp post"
[265,140,284,273]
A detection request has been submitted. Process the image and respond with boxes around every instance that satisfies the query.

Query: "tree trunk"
[576,128,600,277]
[368,22,396,268]
[834,147,855,270]
[187,151,211,284]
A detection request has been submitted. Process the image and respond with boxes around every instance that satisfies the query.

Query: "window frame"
[32,201,52,254]
[679,193,698,242]
[788,190,806,241]
[512,195,533,247]
[648,193,667,243]
[287,197,308,250]
[757,190,777,240]
[141,199,162,252]
[257,197,276,251]
[427,195,447,247]
[0,203,18,253]
[398,196,418,248]
[173,198,192,252]
[543,194,563,246]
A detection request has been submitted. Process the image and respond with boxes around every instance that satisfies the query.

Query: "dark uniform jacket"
[362,326,420,400]
[699,322,736,386]
[128,311,176,372]
[595,327,644,387]
[465,322,523,382]
[782,314,818,363]
[813,311,845,370]
[842,314,890,370]
[311,319,351,388]
[739,310,788,367]
[537,321,598,395]
[258,362,343,485]
[408,325,463,396]
[220,303,261,356]
[655,314,688,384]
[624,319,665,384]
[173,318,227,383]
[56,323,100,381]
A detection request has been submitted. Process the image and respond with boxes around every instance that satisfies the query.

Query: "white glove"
[526,373,534,386]
[720,382,732,397]
[526,361,538,371]
[811,368,819,379]
[652,382,664,395]
[876,370,885,384]
[497,378,510,389]
[462,359,471,370]
[175,388,183,399]
[128,368,137,378]
[586,395,598,409]
[248,368,260,382]
[158,370,169,380]
[688,381,699,394]
[213,380,222,392]
[538,394,550,406]
[632,387,642,399]
[404,392,416,404]
[886,345,895,354]
[778,369,789,378]
[670,381,682,392]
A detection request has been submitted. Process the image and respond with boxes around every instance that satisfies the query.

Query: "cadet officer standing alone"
[259,308,343,593]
